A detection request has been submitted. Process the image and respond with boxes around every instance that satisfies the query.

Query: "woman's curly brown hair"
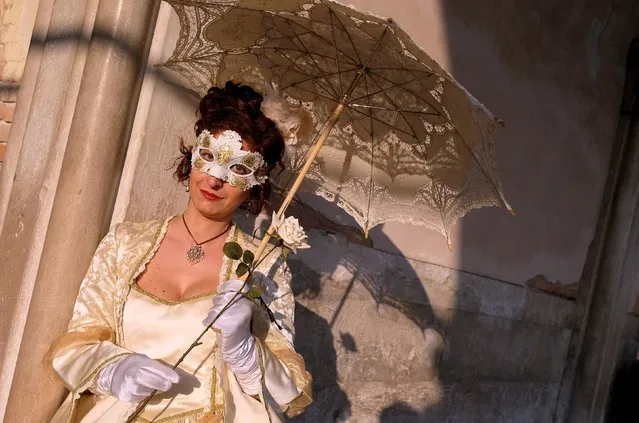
[174,81,286,214]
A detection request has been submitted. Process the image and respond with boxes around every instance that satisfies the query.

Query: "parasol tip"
[444,231,453,251]
[509,208,517,217]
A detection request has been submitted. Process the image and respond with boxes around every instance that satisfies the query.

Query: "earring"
[185,179,190,192]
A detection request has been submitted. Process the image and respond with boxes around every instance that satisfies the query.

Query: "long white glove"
[95,353,179,402]
[203,279,262,395]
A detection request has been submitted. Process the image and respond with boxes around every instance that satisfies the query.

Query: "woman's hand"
[203,279,262,395]
[203,279,254,343]
[96,354,179,402]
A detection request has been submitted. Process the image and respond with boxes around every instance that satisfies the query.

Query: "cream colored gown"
[47,218,312,423]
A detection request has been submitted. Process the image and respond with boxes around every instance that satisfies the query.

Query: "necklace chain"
[182,215,231,264]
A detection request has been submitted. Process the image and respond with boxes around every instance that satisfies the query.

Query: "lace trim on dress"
[117,216,173,347]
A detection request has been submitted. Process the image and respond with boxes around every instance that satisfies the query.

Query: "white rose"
[271,212,310,253]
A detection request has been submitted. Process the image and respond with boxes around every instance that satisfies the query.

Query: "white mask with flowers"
[191,129,267,190]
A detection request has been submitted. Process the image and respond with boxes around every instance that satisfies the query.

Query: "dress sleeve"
[45,225,132,396]
[257,255,296,343]
[252,252,313,417]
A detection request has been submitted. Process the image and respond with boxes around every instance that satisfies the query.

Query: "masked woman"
[47,81,312,423]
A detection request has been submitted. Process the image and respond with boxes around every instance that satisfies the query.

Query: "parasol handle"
[248,101,346,265]
[248,70,365,266]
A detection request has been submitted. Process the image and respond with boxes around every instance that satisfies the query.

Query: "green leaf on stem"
[236,262,250,277]
[247,287,262,300]
[242,250,255,265]
[282,246,290,261]
[223,242,243,260]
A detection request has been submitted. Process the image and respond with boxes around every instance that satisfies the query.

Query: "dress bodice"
[122,285,223,422]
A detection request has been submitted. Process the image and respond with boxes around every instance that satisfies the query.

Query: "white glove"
[96,353,179,402]
[203,279,262,395]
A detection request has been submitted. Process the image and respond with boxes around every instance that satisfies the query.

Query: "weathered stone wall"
[281,219,574,422]
[0,0,35,170]
[1,0,30,81]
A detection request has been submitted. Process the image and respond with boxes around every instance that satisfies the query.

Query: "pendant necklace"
[182,215,231,264]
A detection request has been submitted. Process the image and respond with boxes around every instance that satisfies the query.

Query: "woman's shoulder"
[111,217,171,243]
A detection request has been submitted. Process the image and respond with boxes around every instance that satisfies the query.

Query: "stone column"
[0,0,160,421]
[0,0,101,418]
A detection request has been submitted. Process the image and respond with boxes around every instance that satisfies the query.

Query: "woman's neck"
[181,203,232,240]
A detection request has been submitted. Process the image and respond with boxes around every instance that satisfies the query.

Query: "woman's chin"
[192,201,231,221]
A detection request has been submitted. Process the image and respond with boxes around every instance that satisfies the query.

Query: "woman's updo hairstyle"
[174,81,286,214]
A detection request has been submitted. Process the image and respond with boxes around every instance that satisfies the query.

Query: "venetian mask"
[191,129,267,190]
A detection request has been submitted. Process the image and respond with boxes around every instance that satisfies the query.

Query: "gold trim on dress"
[198,407,225,423]
[135,407,206,423]
[118,217,172,346]
[131,283,217,305]
[126,216,175,287]
[209,360,220,414]
[44,325,115,384]
[263,330,313,417]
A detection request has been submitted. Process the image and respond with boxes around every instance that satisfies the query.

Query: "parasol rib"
[323,3,364,66]
[363,71,420,140]
[366,70,449,117]
[261,12,361,66]
[349,103,438,115]
[329,8,345,96]
[260,45,359,66]
[286,19,342,98]
[276,67,359,88]
[348,73,436,108]
[273,49,339,99]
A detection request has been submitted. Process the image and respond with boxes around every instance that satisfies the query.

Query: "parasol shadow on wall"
[252,196,448,422]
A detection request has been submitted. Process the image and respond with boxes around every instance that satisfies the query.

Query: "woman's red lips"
[200,189,221,201]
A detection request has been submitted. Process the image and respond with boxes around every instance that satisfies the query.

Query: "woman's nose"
[207,175,224,189]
